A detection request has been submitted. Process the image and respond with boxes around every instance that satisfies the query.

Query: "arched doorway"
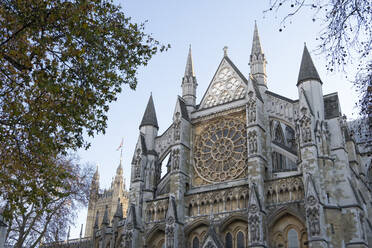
[268,212,307,248]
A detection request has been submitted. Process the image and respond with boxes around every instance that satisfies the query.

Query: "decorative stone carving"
[248,130,257,154]
[133,148,141,179]
[305,176,321,237]
[265,176,304,204]
[306,202,320,236]
[155,127,174,160]
[204,241,216,248]
[201,63,246,109]
[172,149,180,170]
[247,91,256,123]
[193,117,247,183]
[122,223,133,248]
[173,112,181,142]
[165,216,175,248]
[298,107,312,143]
[248,214,260,242]
[248,185,264,245]
[185,186,248,217]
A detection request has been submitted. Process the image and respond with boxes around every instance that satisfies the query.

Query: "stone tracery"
[193,117,247,183]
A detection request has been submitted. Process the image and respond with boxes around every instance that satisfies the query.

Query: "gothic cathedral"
[71,23,372,248]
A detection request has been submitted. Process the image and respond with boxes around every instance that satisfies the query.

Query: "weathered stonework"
[42,24,372,248]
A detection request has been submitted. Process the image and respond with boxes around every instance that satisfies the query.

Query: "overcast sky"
[70,0,359,238]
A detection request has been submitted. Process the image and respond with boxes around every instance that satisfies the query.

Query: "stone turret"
[297,44,324,120]
[249,22,267,92]
[182,46,197,112]
[139,94,158,151]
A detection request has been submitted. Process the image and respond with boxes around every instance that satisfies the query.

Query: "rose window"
[194,118,247,183]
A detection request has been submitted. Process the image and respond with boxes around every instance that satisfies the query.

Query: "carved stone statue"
[173,112,181,141]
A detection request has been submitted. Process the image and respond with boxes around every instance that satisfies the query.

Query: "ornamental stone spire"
[139,94,158,129]
[182,45,197,111]
[249,22,267,89]
[297,44,322,85]
[184,45,195,77]
[251,21,264,56]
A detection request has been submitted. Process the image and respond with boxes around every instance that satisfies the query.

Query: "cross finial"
[223,46,228,56]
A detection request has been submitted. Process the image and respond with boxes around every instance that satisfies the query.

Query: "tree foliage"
[0,0,168,214]
[4,156,93,248]
[265,0,371,140]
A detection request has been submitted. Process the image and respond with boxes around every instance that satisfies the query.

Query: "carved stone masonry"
[122,223,133,248]
[306,195,320,237]
[247,91,256,123]
[172,149,180,170]
[204,241,216,248]
[299,107,312,143]
[173,112,181,142]
[248,131,258,154]
[165,216,175,248]
[248,204,261,243]
[133,148,141,179]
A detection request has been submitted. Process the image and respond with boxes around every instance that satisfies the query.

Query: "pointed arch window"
[192,237,199,248]
[225,232,233,248]
[287,229,299,248]
[237,231,245,248]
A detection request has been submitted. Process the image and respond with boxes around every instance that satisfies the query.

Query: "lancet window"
[237,231,245,248]
[192,237,199,248]
[288,229,299,248]
[225,232,233,248]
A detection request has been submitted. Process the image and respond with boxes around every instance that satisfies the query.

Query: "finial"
[79,224,83,239]
[66,226,70,242]
[223,46,228,56]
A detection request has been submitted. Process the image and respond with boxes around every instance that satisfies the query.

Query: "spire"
[116,150,123,176]
[139,95,158,129]
[79,224,83,239]
[101,205,109,226]
[182,46,198,109]
[184,45,195,77]
[166,195,178,223]
[251,21,264,55]
[297,44,322,85]
[114,198,123,218]
[249,22,267,89]
[94,211,99,229]
[93,165,99,181]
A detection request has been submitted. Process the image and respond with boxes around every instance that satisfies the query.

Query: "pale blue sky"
[70,0,359,238]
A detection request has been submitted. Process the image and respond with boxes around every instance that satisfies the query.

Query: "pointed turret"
[251,22,264,55]
[297,44,322,85]
[139,95,158,129]
[114,198,123,218]
[94,211,99,229]
[297,44,324,120]
[249,22,267,90]
[101,205,109,226]
[89,166,99,200]
[139,95,159,152]
[184,46,195,77]
[182,46,198,111]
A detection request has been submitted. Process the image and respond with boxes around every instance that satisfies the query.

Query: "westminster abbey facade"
[43,23,372,248]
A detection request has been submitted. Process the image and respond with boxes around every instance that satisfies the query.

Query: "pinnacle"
[94,211,99,228]
[139,95,159,129]
[184,45,195,77]
[102,205,109,226]
[251,22,264,55]
[297,44,322,85]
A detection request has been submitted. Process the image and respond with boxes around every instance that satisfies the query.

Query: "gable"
[199,57,247,109]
